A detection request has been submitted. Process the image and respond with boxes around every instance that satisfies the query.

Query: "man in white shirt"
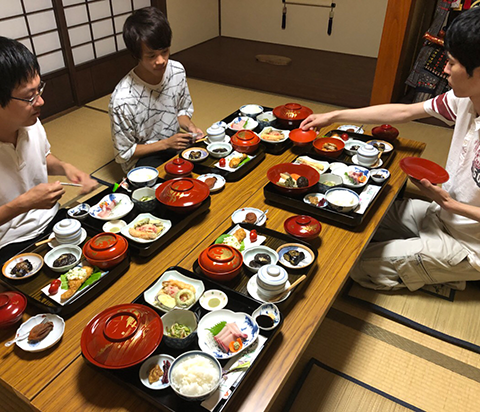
[109,7,203,173]
[0,37,96,264]
[300,8,480,291]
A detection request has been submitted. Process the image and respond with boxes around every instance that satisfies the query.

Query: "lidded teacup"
[257,264,288,299]
[53,218,82,244]
[206,124,226,143]
[356,144,379,167]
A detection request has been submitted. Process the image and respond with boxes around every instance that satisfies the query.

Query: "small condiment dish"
[252,303,281,331]
[139,354,175,390]
[67,203,90,220]
[199,290,228,311]
[370,168,391,183]
[344,139,366,156]
[242,245,279,273]
[102,220,127,234]
[44,244,82,273]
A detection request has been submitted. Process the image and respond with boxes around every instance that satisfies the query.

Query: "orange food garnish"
[290,173,301,181]
[229,338,243,353]
[359,175,367,183]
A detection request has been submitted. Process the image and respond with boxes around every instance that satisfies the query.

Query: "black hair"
[123,7,172,60]
[0,37,40,107]
[445,7,480,76]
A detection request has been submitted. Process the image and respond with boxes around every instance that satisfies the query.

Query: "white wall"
[221,0,388,58]
[167,0,219,53]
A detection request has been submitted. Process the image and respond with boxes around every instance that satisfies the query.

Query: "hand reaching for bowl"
[300,113,333,131]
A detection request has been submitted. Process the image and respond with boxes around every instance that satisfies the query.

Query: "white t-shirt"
[0,119,58,249]
[109,60,194,172]
[424,90,480,270]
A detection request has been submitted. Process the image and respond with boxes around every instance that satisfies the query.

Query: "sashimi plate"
[197,309,259,359]
[89,193,133,221]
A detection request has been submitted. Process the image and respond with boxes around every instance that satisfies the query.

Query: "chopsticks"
[194,136,208,143]
[270,275,306,302]
[60,182,82,187]
[35,237,53,247]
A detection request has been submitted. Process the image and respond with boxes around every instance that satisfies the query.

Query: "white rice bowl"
[169,351,221,401]
[325,188,360,213]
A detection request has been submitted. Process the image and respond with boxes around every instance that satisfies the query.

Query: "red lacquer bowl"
[313,137,345,158]
[83,233,128,269]
[284,215,322,240]
[399,157,449,184]
[372,124,399,142]
[289,128,317,146]
[273,103,313,129]
[0,291,27,329]
[81,303,163,369]
[198,245,243,282]
[267,163,320,195]
[156,178,209,213]
[231,130,260,154]
[164,157,194,177]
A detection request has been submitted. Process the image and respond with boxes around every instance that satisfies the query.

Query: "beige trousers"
[350,199,480,291]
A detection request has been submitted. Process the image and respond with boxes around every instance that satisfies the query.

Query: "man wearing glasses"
[0,37,96,263]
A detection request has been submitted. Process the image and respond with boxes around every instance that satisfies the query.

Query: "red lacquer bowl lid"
[199,245,243,273]
[164,157,194,176]
[371,124,399,142]
[0,291,27,328]
[155,178,209,209]
[81,303,163,369]
[83,233,128,261]
[289,128,317,145]
[231,130,260,147]
[273,103,313,121]
[399,157,449,184]
[284,215,322,239]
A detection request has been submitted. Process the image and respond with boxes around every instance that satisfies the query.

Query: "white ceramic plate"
[199,290,228,311]
[366,139,394,153]
[231,207,267,226]
[206,135,231,145]
[303,193,327,208]
[258,127,289,143]
[216,224,266,251]
[139,354,175,390]
[214,151,254,172]
[2,253,43,280]
[48,227,87,249]
[181,147,209,162]
[227,116,258,131]
[15,313,65,352]
[197,309,259,359]
[121,213,172,244]
[247,275,291,304]
[276,243,315,270]
[197,174,226,193]
[351,155,383,168]
[143,269,205,313]
[293,156,330,175]
[89,193,134,221]
[337,124,364,134]
[335,165,370,188]
[41,262,108,306]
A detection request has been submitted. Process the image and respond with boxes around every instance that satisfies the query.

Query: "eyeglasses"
[10,81,46,106]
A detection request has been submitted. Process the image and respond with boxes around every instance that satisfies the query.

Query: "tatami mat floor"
[42,78,473,412]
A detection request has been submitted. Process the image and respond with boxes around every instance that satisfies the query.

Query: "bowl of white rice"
[325,187,360,213]
[168,350,222,401]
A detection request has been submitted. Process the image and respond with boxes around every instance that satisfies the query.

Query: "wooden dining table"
[0,125,425,412]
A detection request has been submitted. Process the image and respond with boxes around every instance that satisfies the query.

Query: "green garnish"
[243,118,249,128]
[207,321,226,336]
[60,267,102,291]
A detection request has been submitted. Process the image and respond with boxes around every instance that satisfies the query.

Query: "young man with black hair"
[0,37,96,262]
[300,7,480,291]
[109,7,203,173]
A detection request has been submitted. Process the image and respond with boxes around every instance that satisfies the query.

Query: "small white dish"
[14,313,65,352]
[338,165,370,188]
[259,127,289,143]
[242,246,279,274]
[231,207,267,226]
[252,303,281,331]
[338,124,364,134]
[352,154,383,168]
[2,253,43,280]
[276,243,315,270]
[366,139,394,153]
[143,269,205,313]
[303,193,327,208]
[121,213,172,243]
[44,244,82,273]
[139,354,175,390]
[206,142,232,158]
[199,290,228,311]
[181,147,209,162]
[102,220,127,234]
[293,156,329,175]
[197,309,259,359]
[344,139,366,156]
[370,168,391,183]
[67,203,90,220]
[48,227,87,249]
[227,116,258,131]
[196,174,226,193]
[215,151,254,172]
[89,193,134,221]
[247,275,291,303]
